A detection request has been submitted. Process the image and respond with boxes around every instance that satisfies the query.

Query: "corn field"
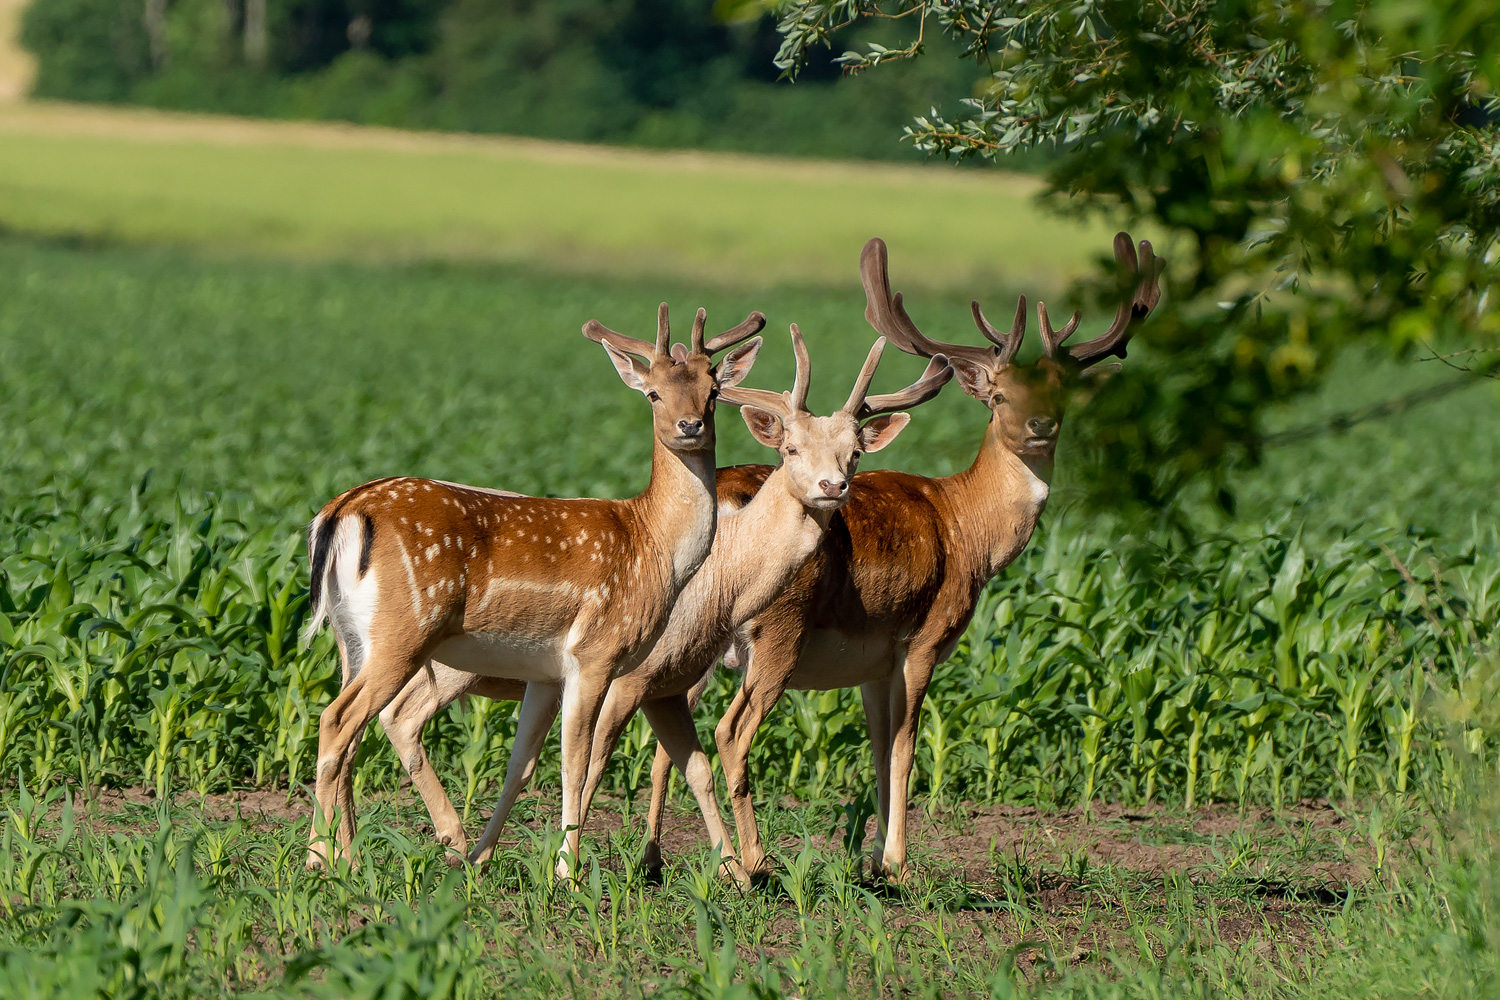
[2,239,1494,820]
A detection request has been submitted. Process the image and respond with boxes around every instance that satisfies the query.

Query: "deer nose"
[1027,416,1058,437]
[677,418,703,437]
[818,479,847,498]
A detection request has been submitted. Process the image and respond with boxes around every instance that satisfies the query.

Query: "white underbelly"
[429,631,571,683]
[785,628,895,690]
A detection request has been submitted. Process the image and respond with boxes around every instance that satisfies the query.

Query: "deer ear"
[858,412,910,453]
[950,358,995,400]
[602,341,649,394]
[716,336,762,388]
[741,405,784,449]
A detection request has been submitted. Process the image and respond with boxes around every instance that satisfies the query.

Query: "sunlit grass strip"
[0,101,1116,291]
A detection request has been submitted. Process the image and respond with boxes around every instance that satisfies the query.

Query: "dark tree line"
[19,0,984,160]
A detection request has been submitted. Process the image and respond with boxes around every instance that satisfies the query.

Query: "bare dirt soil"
[70,786,1361,971]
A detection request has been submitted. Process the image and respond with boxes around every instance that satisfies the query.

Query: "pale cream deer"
[643,233,1163,880]
[371,329,952,883]
[301,303,765,874]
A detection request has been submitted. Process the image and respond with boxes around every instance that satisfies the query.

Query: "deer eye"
[785,447,798,456]
[852,450,863,460]
[647,390,662,403]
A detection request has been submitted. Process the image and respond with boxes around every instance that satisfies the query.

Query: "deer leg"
[579,679,641,826]
[715,654,793,877]
[643,670,712,875]
[879,644,939,883]
[859,677,894,867]
[643,694,749,888]
[556,667,613,881]
[379,662,480,855]
[469,680,562,865]
[308,645,424,870]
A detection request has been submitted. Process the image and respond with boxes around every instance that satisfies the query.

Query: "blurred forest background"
[13,0,987,160]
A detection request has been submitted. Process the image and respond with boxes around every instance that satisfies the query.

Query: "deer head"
[584,304,766,452]
[861,233,1163,459]
[718,325,953,509]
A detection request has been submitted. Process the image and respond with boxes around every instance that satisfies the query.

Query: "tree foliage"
[779,0,1500,510]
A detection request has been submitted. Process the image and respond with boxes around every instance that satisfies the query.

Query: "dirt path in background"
[0,99,1044,193]
[0,0,35,101]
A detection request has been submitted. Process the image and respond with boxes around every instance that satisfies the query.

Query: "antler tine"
[858,354,955,419]
[861,237,1001,367]
[840,337,886,415]
[655,302,671,358]
[719,325,808,417]
[970,295,1028,364]
[690,308,707,355]
[718,383,793,416]
[1065,233,1165,365]
[703,311,769,354]
[1036,301,1082,358]
[789,324,812,412]
[581,320,658,364]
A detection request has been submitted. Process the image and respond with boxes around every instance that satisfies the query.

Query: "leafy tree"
[778,0,1500,511]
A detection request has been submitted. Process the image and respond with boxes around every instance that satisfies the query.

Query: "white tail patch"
[321,516,382,684]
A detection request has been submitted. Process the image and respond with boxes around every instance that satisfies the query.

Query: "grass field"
[0,102,1117,292]
[1,104,1499,997]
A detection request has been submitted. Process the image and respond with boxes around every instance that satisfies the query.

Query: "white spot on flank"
[427,585,436,598]
[444,535,452,548]
[423,484,432,492]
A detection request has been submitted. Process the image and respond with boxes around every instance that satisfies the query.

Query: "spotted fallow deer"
[301,303,765,875]
[642,233,1163,881]
[370,329,952,883]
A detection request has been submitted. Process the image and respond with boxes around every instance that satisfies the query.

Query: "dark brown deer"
[643,233,1163,880]
[302,303,764,876]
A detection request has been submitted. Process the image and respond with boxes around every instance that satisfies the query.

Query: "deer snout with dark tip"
[677,418,704,437]
[818,479,847,499]
[1027,416,1058,438]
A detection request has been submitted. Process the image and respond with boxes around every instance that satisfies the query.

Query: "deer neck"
[696,463,832,629]
[944,410,1053,578]
[637,435,719,590]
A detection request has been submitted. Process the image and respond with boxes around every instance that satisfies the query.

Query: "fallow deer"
[302,303,765,875]
[371,329,952,883]
[643,233,1163,880]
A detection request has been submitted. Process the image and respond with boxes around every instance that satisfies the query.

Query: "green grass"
[0,102,1116,292]
[0,106,1498,995]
